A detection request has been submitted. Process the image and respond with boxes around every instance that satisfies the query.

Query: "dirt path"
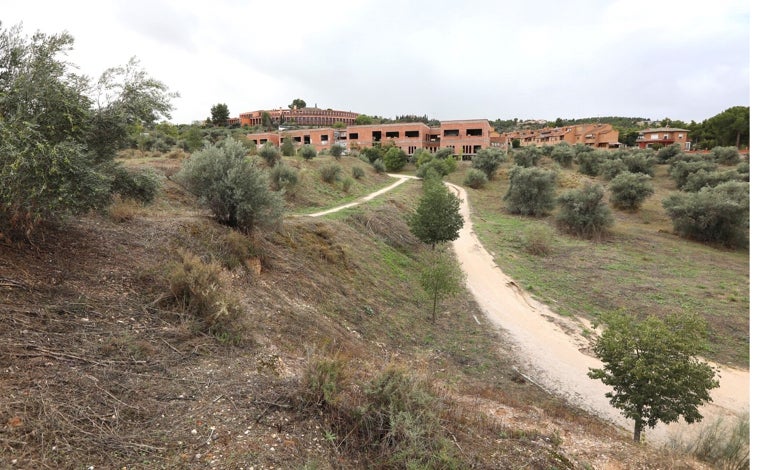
[306,174,414,217]
[310,173,749,444]
[445,181,749,445]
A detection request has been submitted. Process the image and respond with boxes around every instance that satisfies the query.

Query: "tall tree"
[409,178,463,250]
[288,98,306,110]
[588,312,719,442]
[702,106,749,148]
[210,103,230,127]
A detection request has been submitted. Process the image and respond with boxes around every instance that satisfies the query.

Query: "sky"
[2,0,751,125]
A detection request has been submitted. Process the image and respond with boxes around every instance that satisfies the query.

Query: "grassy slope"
[447,159,749,366]
[0,153,715,468]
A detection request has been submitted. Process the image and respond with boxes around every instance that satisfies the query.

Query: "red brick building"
[246,119,493,158]
[504,123,619,148]
[636,127,690,150]
[229,107,359,128]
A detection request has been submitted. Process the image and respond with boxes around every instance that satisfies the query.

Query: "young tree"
[409,179,463,250]
[419,250,464,323]
[299,144,317,160]
[329,143,344,159]
[588,312,719,442]
[503,166,557,216]
[176,138,283,232]
[512,145,541,167]
[210,103,230,127]
[280,137,295,157]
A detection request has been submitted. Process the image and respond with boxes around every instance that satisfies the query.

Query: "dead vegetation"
[0,155,714,468]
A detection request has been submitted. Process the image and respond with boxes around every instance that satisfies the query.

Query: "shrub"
[372,158,386,173]
[463,168,488,189]
[609,171,654,211]
[416,156,456,179]
[503,166,557,216]
[383,147,408,172]
[576,150,603,176]
[621,152,655,176]
[107,196,140,222]
[301,354,347,407]
[299,144,317,160]
[0,128,110,241]
[109,165,162,204]
[521,224,554,256]
[176,138,283,232]
[512,146,541,167]
[736,161,749,176]
[329,143,344,159]
[672,413,749,470]
[269,163,299,192]
[656,143,683,163]
[669,160,718,188]
[258,142,281,166]
[599,158,628,180]
[471,147,506,179]
[361,146,384,163]
[167,249,243,339]
[341,176,354,193]
[556,183,613,238]
[280,137,295,157]
[682,169,745,192]
[352,166,365,179]
[711,146,741,165]
[550,143,574,167]
[411,148,432,166]
[433,147,454,160]
[320,163,342,183]
[663,181,749,247]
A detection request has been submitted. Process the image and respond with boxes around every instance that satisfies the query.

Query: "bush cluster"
[609,171,654,211]
[463,168,488,189]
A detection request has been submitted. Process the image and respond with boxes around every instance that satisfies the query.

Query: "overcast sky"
[3,0,751,125]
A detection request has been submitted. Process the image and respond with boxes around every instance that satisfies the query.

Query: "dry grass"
[0,153,719,468]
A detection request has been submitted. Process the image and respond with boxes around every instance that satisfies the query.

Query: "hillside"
[0,153,716,469]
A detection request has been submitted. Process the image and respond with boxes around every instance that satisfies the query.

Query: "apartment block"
[246,119,493,158]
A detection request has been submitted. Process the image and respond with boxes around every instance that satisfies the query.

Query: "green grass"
[447,160,749,366]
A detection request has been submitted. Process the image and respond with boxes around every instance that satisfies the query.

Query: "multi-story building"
[636,127,690,150]
[228,107,359,128]
[504,123,619,148]
[246,119,493,158]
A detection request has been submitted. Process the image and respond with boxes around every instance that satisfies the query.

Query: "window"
[405,130,420,138]
[349,133,358,139]
[466,128,483,136]
[650,134,659,140]
[386,131,400,138]
[678,133,684,139]
[321,135,328,141]
[444,129,459,137]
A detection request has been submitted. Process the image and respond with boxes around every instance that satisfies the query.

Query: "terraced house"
[504,123,619,148]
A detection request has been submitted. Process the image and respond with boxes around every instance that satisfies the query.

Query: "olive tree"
[588,311,719,442]
[176,138,283,232]
[662,181,749,247]
[503,166,557,216]
[556,183,613,238]
[471,147,506,179]
[609,171,654,211]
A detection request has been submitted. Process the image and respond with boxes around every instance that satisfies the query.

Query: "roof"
[640,127,689,133]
